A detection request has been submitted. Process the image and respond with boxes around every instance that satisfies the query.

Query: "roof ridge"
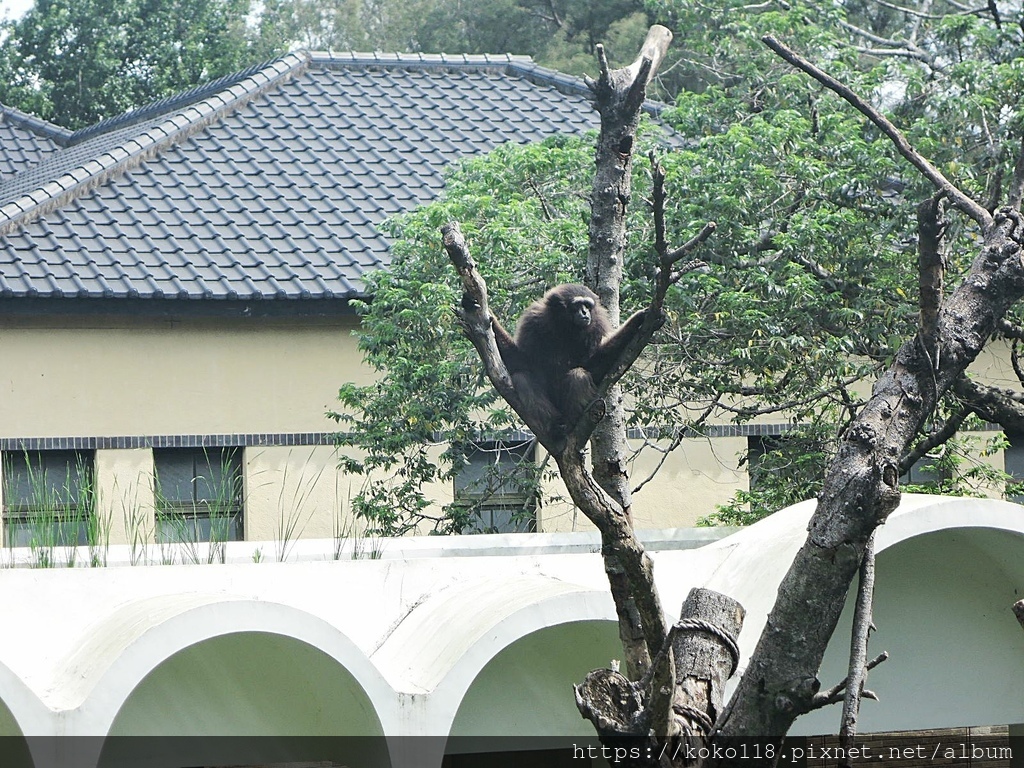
[306,51,668,115]
[67,53,305,145]
[1,104,74,145]
[308,51,534,67]
[0,51,312,237]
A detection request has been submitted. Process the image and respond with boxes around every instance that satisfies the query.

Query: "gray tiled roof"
[0,106,68,179]
[0,51,620,305]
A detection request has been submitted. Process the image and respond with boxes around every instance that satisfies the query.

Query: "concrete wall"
[0,496,1015,768]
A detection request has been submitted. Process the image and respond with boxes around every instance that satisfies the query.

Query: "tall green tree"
[0,0,652,128]
[0,0,279,129]
[335,0,1024,535]
[257,0,651,75]
[640,0,1024,519]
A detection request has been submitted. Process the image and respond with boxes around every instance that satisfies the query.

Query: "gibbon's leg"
[558,367,599,430]
[512,370,562,428]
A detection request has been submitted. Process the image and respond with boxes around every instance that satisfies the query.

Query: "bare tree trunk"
[581,24,673,683]
[586,26,672,521]
[446,26,731,762]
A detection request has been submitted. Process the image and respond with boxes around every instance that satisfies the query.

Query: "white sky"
[0,0,32,21]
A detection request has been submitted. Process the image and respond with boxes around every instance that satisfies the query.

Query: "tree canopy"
[0,0,279,128]
[335,0,1024,533]
[431,18,1024,752]
[0,0,652,129]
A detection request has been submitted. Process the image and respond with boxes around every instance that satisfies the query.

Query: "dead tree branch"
[761,35,993,231]
[442,222,560,450]
[839,532,878,759]
[1008,137,1024,211]
[899,406,971,475]
[810,652,889,709]
[918,193,946,357]
[953,374,1024,432]
[583,24,675,532]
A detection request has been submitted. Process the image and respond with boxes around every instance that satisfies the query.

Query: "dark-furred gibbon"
[492,284,648,434]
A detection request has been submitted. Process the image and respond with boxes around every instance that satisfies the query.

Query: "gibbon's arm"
[586,309,648,385]
[491,316,527,373]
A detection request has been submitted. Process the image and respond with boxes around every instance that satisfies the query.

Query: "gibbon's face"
[567,296,593,328]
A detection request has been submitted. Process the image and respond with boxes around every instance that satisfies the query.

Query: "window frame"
[453,440,538,534]
[1,449,96,548]
[153,446,244,544]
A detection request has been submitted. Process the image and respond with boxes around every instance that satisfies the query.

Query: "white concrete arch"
[666,495,1024,674]
[0,491,1019,757]
[53,595,396,738]
[372,574,618,735]
[671,494,1024,734]
[0,657,50,736]
[446,618,622,739]
[874,493,1024,551]
[797,504,1024,734]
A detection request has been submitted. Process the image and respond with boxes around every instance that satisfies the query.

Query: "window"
[900,453,945,487]
[746,435,783,494]
[454,441,537,533]
[2,450,95,548]
[154,447,243,543]
[1004,433,1024,503]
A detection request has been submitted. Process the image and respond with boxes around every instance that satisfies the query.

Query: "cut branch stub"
[575,668,646,739]
[670,590,744,745]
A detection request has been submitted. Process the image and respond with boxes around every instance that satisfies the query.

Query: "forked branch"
[442,222,555,449]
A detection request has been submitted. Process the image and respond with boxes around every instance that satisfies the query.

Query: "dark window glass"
[1004,432,1024,503]
[2,450,95,548]
[154,447,243,543]
[454,441,537,533]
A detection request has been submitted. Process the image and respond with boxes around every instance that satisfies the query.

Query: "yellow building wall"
[0,314,1014,547]
[95,447,155,552]
[0,314,371,437]
[537,436,748,532]
[243,444,357,543]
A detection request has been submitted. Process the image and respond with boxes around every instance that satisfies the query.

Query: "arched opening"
[0,698,29,768]
[795,527,1024,735]
[446,620,618,766]
[100,631,388,767]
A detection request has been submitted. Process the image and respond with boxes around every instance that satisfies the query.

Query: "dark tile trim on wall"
[0,433,338,452]
[0,421,1002,453]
